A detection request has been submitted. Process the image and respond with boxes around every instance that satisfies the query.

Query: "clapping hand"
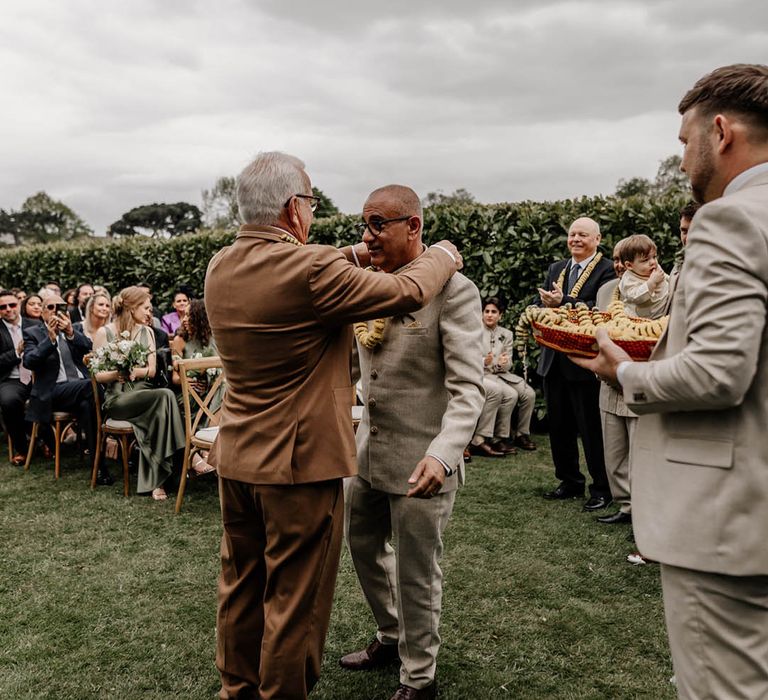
[483,351,494,366]
[538,282,563,307]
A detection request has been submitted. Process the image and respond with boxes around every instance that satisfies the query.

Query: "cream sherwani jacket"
[623,170,768,575]
[355,271,485,495]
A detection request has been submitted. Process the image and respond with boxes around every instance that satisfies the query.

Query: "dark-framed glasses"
[0,302,18,310]
[284,194,320,212]
[355,215,412,236]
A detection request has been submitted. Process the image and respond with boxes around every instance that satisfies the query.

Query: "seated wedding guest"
[12,289,26,303]
[618,235,670,318]
[469,297,537,457]
[92,286,185,501]
[161,288,190,336]
[73,290,111,341]
[63,289,77,308]
[21,294,44,325]
[22,294,105,483]
[0,290,34,463]
[68,283,95,324]
[38,287,55,300]
[136,282,164,329]
[171,298,219,476]
[45,282,62,297]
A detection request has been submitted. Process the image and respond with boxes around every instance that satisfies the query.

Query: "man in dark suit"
[22,294,104,482]
[0,289,34,463]
[537,217,615,509]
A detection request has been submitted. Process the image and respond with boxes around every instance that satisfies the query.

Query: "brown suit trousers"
[216,477,343,699]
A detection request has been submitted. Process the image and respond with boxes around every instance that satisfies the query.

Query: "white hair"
[237,152,308,225]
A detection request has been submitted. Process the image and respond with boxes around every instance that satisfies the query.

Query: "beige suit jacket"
[355,271,485,495]
[482,324,525,385]
[205,225,456,485]
[623,171,768,575]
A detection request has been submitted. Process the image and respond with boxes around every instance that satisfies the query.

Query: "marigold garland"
[556,252,603,298]
[354,318,387,349]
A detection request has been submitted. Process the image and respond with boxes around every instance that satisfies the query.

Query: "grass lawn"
[0,438,674,699]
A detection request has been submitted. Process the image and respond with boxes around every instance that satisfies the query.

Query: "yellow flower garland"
[354,317,387,349]
[556,252,603,298]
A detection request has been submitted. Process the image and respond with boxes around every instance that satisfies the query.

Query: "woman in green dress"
[93,286,185,501]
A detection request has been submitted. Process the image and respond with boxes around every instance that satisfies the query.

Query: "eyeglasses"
[0,302,18,310]
[355,215,412,237]
[284,194,320,212]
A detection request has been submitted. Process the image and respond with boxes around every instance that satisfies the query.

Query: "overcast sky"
[1,0,766,233]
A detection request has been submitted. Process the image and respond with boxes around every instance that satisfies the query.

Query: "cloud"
[0,0,765,233]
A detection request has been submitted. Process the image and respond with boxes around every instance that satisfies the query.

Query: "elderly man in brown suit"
[205,154,463,700]
[339,185,485,700]
[575,64,768,699]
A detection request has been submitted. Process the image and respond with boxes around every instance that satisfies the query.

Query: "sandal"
[191,453,216,476]
[151,488,168,501]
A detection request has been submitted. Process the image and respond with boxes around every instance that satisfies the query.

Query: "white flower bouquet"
[89,330,151,389]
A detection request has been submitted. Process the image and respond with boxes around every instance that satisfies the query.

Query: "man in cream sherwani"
[340,185,484,700]
[575,64,768,699]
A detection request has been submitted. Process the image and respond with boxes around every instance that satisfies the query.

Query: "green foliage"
[108,202,202,238]
[0,191,92,246]
[0,228,234,304]
[614,176,653,198]
[201,176,239,229]
[0,193,684,376]
[615,154,689,199]
[312,187,341,218]
[423,187,476,207]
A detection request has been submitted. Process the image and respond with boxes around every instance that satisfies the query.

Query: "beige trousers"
[600,411,636,513]
[661,564,768,700]
[344,475,456,689]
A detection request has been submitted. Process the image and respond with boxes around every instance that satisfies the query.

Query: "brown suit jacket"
[205,225,456,485]
[623,170,768,575]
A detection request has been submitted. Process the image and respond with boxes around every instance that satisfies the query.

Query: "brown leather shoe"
[468,442,505,458]
[512,434,537,451]
[339,638,399,671]
[462,447,471,463]
[390,682,437,699]
[490,439,517,455]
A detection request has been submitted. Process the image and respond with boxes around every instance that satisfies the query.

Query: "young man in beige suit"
[339,185,485,700]
[575,64,768,699]
[205,155,463,700]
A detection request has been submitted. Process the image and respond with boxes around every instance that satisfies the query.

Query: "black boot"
[95,468,114,486]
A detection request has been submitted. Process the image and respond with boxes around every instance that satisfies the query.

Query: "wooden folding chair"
[175,356,224,514]
[24,412,77,478]
[89,372,135,497]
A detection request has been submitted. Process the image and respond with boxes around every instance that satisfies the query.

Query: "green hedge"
[0,192,684,377]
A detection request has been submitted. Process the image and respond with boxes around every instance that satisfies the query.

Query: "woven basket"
[531,314,657,361]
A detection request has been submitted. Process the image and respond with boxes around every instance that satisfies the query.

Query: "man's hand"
[16,339,24,355]
[497,352,510,367]
[353,241,371,268]
[433,240,463,271]
[57,312,73,338]
[569,327,632,385]
[406,456,446,498]
[483,351,494,366]
[46,317,58,343]
[538,282,563,308]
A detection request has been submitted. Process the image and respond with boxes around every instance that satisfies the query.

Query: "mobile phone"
[55,303,68,316]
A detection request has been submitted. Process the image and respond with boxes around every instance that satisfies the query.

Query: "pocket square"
[405,320,423,328]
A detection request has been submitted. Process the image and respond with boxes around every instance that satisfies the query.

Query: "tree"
[201,176,239,229]
[653,155,689,197]
[108,202,202,238]
[423,188,476,207]
[312,187,340,218]
[614,155,690,199]
[614,176,653,198]
[0,191,92,246]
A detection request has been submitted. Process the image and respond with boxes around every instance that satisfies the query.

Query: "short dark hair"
[619,235,657,265]
[678,64,768,138]
[482,296,504,312]
[679,200,701,220]
[0,289,15,299]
